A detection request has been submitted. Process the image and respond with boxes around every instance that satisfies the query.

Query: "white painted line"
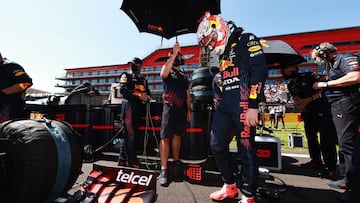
[282,153,310,158]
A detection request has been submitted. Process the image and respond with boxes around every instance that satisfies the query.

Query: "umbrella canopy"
[120,0,221,40]
[261,39,306,69]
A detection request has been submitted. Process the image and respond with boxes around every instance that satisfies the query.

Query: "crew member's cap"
[128,57,143,65]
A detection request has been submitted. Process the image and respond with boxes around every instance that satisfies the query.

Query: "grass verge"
[230,122,309,154]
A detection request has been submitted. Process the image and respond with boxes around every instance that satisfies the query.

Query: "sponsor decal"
[223,77,240,85]
[224,85,240,91]
[250,50,263,57]
[220,60,234,71]
[247,41,259,47]
[249,84,258,99]
[223,67,239,78]
[349,60,359,69]
[249,82,263,99]
[239,101,250,139]
[135,84,146,91]
[349,61,358,65]
[231,42,237,48]
[116,169,153,186]
[248,45,262,52]
[147,24,163,32]
[120,75,127,83]
[14,71,25,77]
[18,82,31,89]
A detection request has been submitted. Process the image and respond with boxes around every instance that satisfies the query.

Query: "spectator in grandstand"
[159,42,191,187]
[0,52,33,123]
[264,84,290,103]
[312,42,360,202]
[118,57,151,168]
[282,62,338,180]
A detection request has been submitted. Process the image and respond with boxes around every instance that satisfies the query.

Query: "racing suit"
[0,60,32,122]
[118,72,151,165]
[211,33,267,197]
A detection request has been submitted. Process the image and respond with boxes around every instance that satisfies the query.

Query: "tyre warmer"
[67,164,157,203]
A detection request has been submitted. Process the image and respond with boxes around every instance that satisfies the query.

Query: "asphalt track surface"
[63,151,345,203]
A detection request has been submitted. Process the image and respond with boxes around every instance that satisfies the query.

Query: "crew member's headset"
[314,43,337,60]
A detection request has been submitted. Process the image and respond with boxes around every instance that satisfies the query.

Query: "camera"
[287,72,321,99]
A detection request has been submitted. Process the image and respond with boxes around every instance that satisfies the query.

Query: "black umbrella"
[261,39,306,69]
[120,0,221,40]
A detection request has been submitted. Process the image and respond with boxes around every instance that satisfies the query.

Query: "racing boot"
[239,195,255,203]
[209,183,238,201]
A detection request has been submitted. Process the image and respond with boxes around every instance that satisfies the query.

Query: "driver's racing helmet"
[196,12,229,55]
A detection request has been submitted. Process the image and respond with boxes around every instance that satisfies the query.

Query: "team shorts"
[160,103,187,139]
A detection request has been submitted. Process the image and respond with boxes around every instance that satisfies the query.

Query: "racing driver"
[197,12,267,203]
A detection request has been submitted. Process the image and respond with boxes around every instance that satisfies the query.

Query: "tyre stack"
[0,118,83,203]
[190,66,219,104]
[181,66,219,162]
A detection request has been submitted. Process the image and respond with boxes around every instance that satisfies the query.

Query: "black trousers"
[350,132,360,203]
[302,99,338,170]
[328,96,360,203]
[119,100,146,164]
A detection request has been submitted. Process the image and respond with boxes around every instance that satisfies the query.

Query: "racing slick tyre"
[190,85,213,104]
[181,102,212,161]
[190,66,219,88]
[0,118,83,203]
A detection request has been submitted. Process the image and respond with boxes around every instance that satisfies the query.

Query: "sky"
[1,0,359,93]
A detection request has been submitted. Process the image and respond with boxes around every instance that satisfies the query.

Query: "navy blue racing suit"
[211,33,267,197]
[118,71,151,165]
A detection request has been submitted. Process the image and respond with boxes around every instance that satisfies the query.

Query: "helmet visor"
[199,30,218,51]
